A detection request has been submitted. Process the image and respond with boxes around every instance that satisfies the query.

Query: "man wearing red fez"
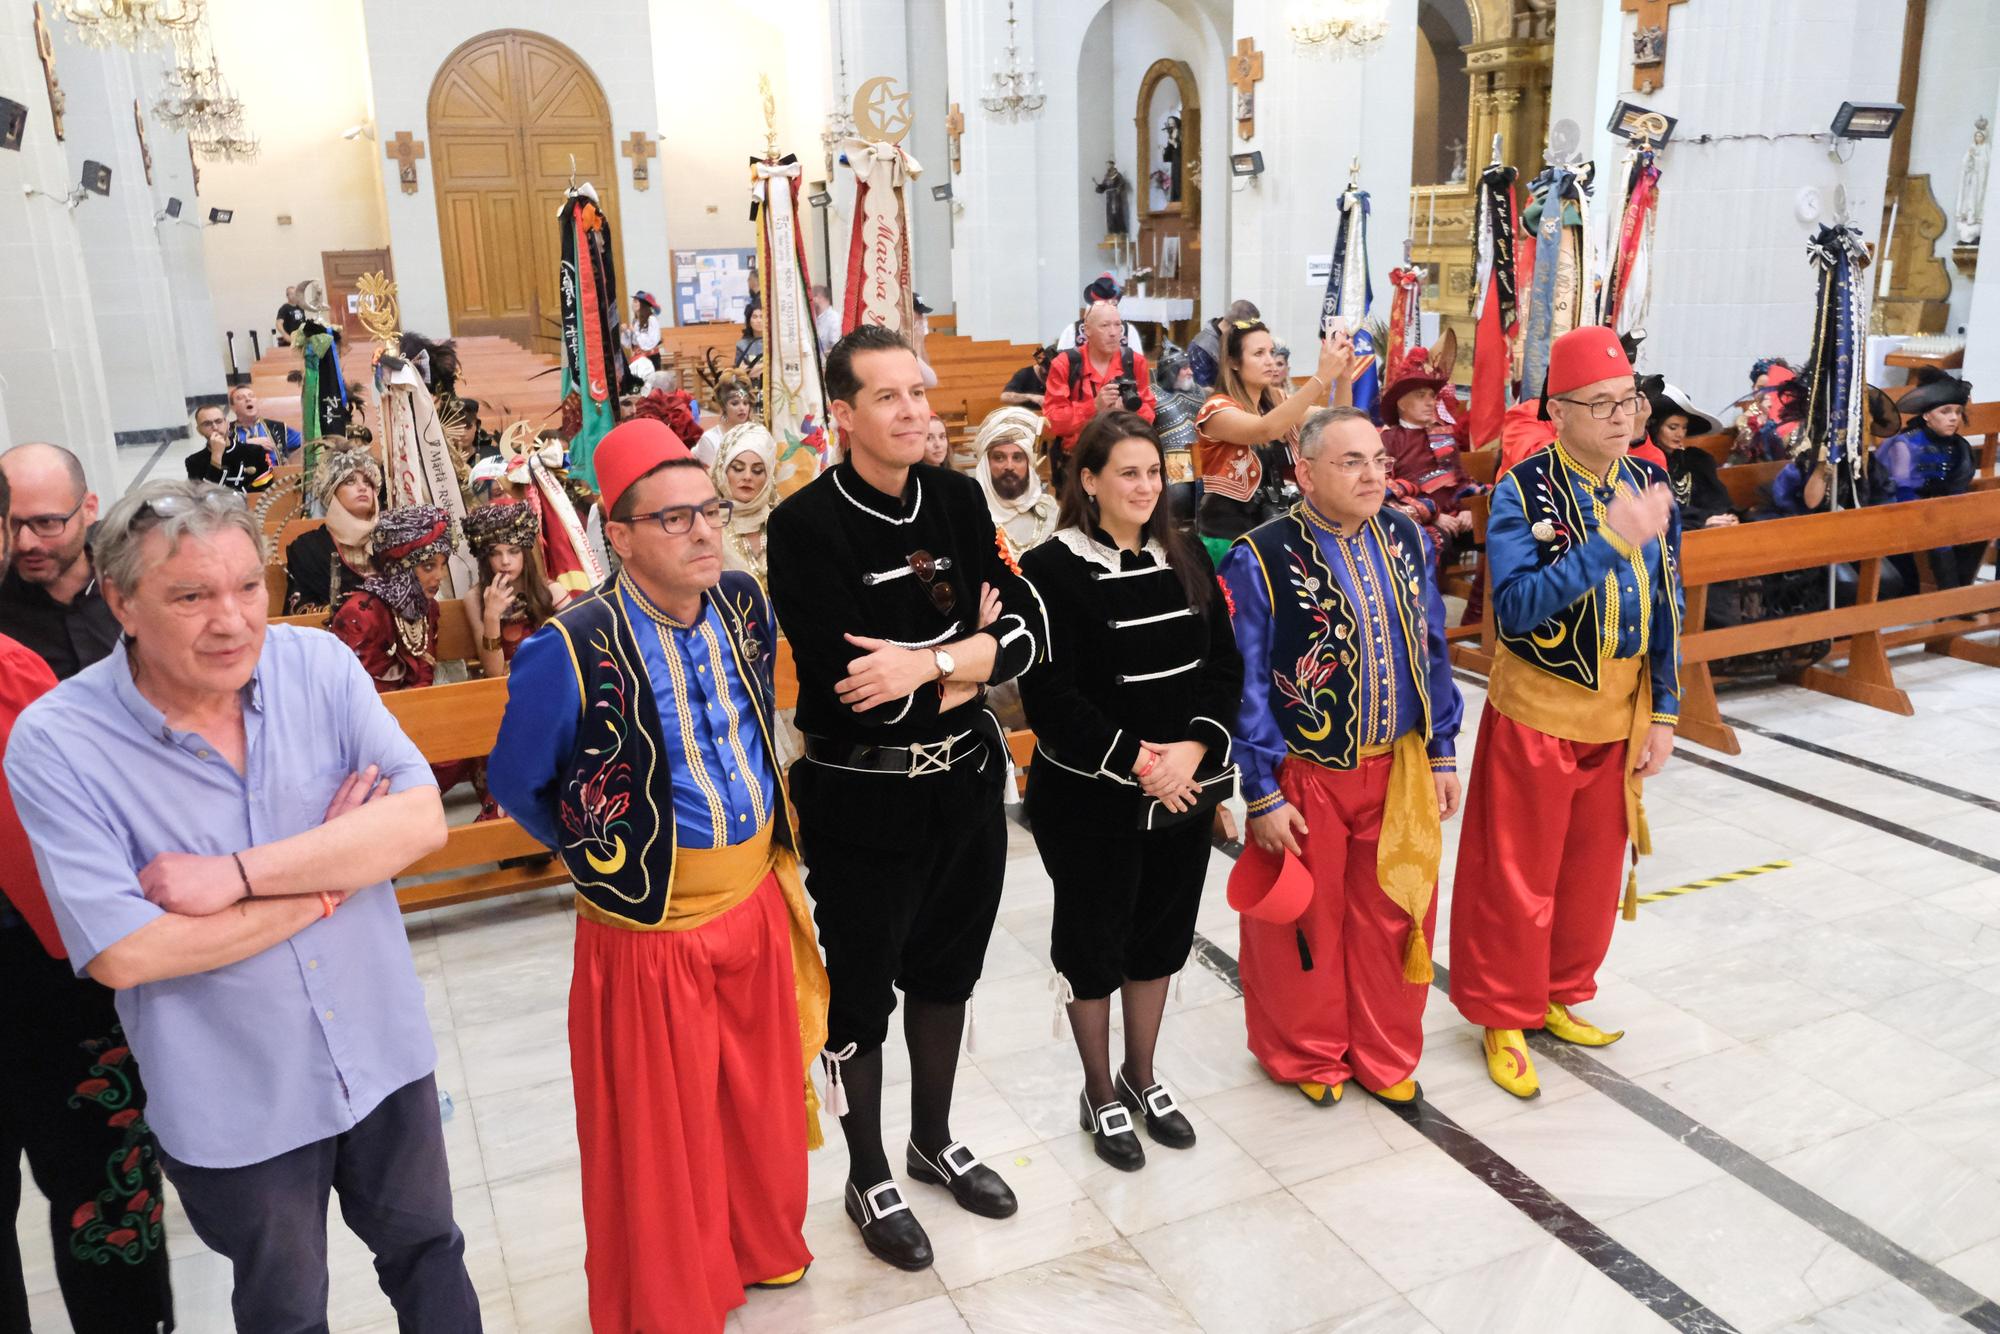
[1449,324,1683,1098]
[1219,406,1464,1108]
[487,419,829,1332]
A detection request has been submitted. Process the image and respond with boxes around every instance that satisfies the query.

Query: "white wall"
[0,6,113,471]
[1226,0,1420,352]
[1906,0,2000,336]
[199,0,387,363]
[360,0,672,339]
[1603,0,1903,416]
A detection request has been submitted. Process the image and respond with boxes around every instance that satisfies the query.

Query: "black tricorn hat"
[1899,367,1972,419]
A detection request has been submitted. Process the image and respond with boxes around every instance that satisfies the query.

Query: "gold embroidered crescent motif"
[585,836,627,876]
[1530,624,1567,650]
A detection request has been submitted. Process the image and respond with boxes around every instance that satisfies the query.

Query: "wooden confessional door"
[428,30,623,353]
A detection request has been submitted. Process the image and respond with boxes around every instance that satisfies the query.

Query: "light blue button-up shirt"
[4,626,438,1169]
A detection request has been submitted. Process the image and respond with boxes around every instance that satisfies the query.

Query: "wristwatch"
[932,647,956,682]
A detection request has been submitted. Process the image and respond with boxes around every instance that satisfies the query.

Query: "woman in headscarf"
[284,444,382,615]
[330,504,458,694]
[711,421,778,585]
[462,501,562,678]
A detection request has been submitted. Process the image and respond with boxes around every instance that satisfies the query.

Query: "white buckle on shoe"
[908,739,952,776]
[860,1181,909,1221]
[939,1142,980,1177]
[1094,1104,1135,1136]
[1145,1086,1179,1119]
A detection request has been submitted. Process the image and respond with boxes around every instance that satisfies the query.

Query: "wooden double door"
[428,30,623,354]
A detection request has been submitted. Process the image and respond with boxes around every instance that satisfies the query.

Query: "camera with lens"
[1112,376,1143,412]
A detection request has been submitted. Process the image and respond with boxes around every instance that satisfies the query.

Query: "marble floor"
[13,460,2000,1333]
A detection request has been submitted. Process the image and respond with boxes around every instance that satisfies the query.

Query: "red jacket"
[0,634,64,958]
[1043,344,1157,442]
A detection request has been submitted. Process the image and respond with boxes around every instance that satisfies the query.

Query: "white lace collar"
[1051,525,1169,575]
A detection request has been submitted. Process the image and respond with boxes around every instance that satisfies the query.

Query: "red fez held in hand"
[594,419,692,515]
[1228,840,1315,924]
[1543,326,1635,400]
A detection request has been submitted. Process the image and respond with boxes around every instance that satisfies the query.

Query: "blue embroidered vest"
[1234,505,1437,770]
[1494,449,1679,692]
[543,571,796,927]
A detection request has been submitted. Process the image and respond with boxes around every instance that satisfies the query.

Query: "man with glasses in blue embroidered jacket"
[1449,325,1684,1100]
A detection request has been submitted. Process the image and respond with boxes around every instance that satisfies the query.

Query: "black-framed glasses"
[625,498,734,537]
[906,549,956,614]
[1555,393,1646,420]
[7,497,85,539]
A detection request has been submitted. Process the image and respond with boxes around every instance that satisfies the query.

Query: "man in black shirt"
[184,402,275,492]
[0,444,120,680]
[277,284,306,344]
[999,345,1053,410]
[768,326,1047,1273]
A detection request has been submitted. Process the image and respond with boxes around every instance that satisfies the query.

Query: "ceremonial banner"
[1519,165,1593,401]
[1386,265,1424,377]
[1600,145,1661,333]
[1469,162,1522,449]
[298,329,351,493]
[377,358,477,600]
[754,154,835,498]
[841,140,922,337]
[1800,222,1872,507]
[559,185,624,488]
[1321,186,1378,415]
[497,422,606,596]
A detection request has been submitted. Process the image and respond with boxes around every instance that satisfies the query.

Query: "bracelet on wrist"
[232,851,254,898]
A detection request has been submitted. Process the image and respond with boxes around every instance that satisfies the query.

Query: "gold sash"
[574,822,832,1148]
[1374,732,1445,983]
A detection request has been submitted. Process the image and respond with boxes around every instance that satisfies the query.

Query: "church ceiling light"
[53,0,201,50]
[980,0,1045,121]
[1286,0,1389,57]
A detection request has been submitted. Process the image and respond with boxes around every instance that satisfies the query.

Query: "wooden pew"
[1674,489,2000,754]
[381,678,568,912]
[270,598,482,666]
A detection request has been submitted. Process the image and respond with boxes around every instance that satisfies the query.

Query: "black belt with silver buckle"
[803,729,984,776]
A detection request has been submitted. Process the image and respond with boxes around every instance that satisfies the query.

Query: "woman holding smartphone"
[1019,410,1244,1172]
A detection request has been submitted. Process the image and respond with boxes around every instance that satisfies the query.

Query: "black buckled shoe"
[906,1140,1019,1219]
[844,1179,933,1272]
[1079,1091,1146,1172]
[1116,1067,1196,1150]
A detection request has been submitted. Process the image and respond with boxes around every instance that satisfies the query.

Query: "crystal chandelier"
[154,35,244,138]
[191,123,257,162]
[1286,0,1389,56]
[54,0,202,50]
[822,0,858,163]
[980,0,1045,121]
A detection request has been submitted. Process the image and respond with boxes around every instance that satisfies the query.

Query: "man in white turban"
[972,407,1058,563]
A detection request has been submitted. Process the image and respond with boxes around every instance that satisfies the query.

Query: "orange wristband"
[319,892,338,919]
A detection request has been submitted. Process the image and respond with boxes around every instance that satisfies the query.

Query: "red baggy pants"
[570,874,811,1334]
[1448,707,1629,1029]
[1240,754,1437,1091]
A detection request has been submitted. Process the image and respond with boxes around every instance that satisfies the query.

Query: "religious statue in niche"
[1956,116,1989,246]
[1633,23,1665,67]
[1157,114,1183,204]
[1446,138,1467,185]
[1093,160,1131,237]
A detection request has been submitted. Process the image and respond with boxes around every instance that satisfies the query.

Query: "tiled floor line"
[1718,713,2000,815]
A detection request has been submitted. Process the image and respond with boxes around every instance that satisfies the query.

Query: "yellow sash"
[1375,733,1444,983]
[574,823,832,1148]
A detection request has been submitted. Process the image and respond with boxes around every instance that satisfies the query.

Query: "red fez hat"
[1227,841,1314,924]
[594,419,691,515]
[1543,326,1634,400]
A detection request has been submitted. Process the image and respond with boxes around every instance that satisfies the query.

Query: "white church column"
[0,7,113,467]
[134,61,225,410]
[1226,0,1419,350]
[46,30,187,452]
[1957,75,2000,388]
[949,0,1044,343]
[1607,0,1904,413]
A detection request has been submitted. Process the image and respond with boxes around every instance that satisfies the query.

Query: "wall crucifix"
[386,130,425,194]
[1230,36,1263,142]
[622,130,656,190]
[1621,0,1689,95]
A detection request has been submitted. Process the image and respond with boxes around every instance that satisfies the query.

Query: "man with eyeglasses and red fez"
[487,419,830,1332]
[1449,324,1684,1100]
[766,325,1047,1274]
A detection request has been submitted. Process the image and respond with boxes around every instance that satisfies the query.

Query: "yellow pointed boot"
[1297,1081,1345,1107]
[1364,1079,1421,1105]
[1545,1002,1624,1047]
[1483,1028,1540,1099]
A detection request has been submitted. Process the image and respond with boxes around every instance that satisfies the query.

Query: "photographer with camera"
[1043,303,1157,489]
